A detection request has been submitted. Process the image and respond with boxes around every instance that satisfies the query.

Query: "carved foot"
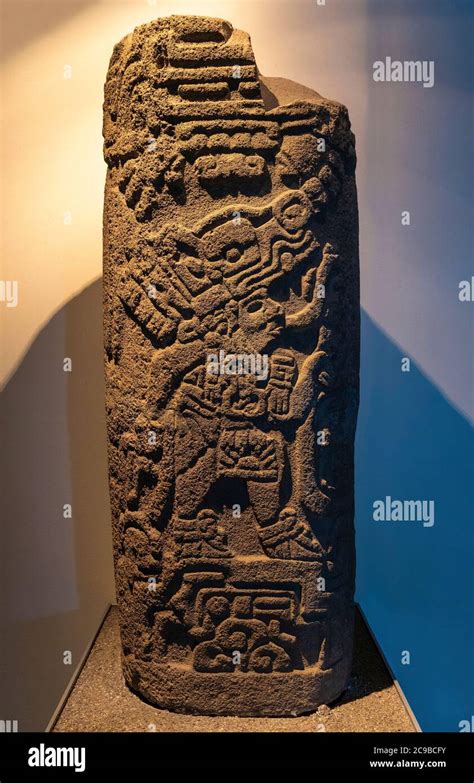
[259,507,323,560]
[173,509,231,560]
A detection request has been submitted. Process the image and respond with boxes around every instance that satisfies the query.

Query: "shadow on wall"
[1,284,472,731]
[356,310,474,732]
[1,278,115,732]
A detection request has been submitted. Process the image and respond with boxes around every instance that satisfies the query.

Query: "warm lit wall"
[1,0,371,392]
[0,0,369,733]
[1,0,472,731]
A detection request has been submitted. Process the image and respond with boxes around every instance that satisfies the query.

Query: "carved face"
[238,292,283,349]
[202,219,263,298]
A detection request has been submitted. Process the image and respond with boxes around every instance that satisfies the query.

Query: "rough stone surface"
[103,15,359,716]
[53,608,415,732]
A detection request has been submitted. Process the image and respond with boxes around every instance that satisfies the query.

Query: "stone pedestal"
[103,15,359,716]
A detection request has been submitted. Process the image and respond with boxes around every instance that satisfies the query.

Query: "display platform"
[53,607,415,733]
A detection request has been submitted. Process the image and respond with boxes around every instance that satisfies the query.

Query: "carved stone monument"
[103,15,359,716]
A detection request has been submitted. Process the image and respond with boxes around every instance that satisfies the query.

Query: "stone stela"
[103,14,360,716]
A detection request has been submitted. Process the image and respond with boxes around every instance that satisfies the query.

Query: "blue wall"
[356,312,473,731]
[355,0,473,732]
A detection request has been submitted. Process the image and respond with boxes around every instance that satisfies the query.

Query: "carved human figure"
[103,15,359,715]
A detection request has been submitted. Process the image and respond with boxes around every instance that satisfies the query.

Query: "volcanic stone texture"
[103,15,359,716]
[54,607,415,732]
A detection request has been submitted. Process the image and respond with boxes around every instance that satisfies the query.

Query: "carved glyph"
[103,15,359,715]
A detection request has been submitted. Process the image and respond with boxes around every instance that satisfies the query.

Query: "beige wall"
[1,0,368,392]
[0,0,369,730]
[2,0,471,732]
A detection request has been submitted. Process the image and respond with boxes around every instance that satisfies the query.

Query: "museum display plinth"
[53,608,415,732]
[103,15,359,715]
